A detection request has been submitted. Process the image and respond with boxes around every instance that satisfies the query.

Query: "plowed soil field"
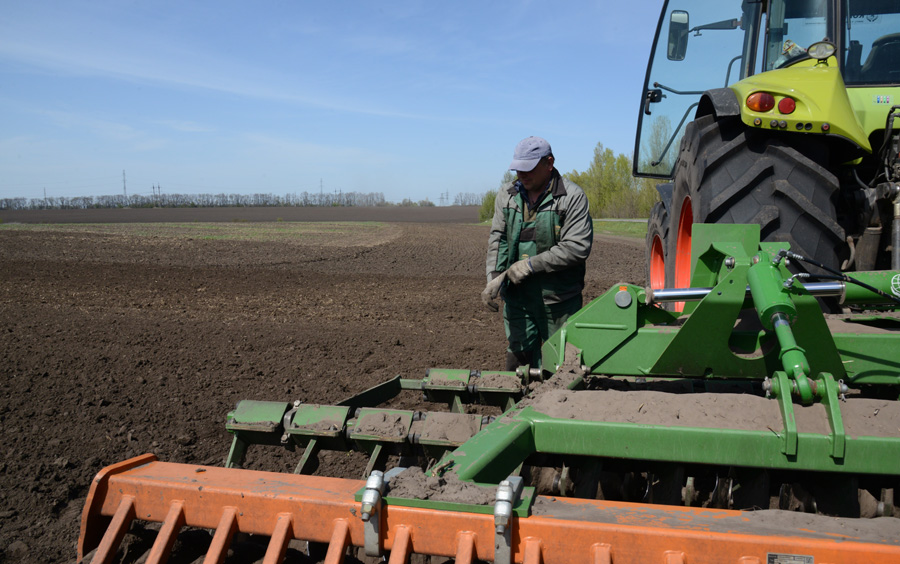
[0,206,644,563]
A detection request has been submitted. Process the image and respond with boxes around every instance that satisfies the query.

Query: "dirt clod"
[387,466,496,505]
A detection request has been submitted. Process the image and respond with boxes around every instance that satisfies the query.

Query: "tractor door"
[842,1,900,86]
[634,0,763,179]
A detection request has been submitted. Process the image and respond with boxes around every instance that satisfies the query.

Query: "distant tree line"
[7,124,677,217]
[564,142,660,219]
[453,192,483,206]
[0,190,446,211]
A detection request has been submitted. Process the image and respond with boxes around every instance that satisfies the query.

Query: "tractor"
[635,0,900,303]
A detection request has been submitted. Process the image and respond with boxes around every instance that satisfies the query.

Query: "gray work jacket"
[486,170,593,304]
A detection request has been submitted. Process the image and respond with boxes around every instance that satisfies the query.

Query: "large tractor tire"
[666,114,846,296]
[646,200,670,292]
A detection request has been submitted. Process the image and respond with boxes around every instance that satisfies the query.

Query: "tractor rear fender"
[653,181,674,213]
[654,87,738,209]
[696,87,741,121]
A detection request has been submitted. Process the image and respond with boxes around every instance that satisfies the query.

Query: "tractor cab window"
[633,0,754,178]
[843,0,900,85]
[765,0,829,70]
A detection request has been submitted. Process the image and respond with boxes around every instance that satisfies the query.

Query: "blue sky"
[0,1,663,203]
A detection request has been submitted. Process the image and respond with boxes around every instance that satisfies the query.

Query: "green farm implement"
[79,225,900,564]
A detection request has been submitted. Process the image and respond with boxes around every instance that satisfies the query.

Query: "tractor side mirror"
[668,10,689,61]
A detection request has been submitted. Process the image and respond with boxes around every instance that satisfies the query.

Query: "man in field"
[483,136,593,371]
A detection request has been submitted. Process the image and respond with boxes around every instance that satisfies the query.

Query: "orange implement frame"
[79,455,900,564]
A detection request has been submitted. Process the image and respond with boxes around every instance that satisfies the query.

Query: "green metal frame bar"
[439,418,535,483]
[435,401,900,479]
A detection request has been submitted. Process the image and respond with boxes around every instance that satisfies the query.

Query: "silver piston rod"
[648,282,845,304]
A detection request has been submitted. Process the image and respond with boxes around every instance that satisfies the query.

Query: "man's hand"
[506,258,533,284]
[481,272,507,312]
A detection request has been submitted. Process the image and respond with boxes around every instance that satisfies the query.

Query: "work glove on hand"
[506,258,534,284]
[481,272,507,312]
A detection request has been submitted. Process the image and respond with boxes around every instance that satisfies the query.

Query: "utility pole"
[122,170,127,202]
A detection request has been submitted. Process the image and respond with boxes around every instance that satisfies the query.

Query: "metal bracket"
[360,470,385,557]
[769,371,799,456]
[556,327,568,371]
[224,435,248,469]
[816,373,847,460]
[493,476,524,564]
[293,438,319,474]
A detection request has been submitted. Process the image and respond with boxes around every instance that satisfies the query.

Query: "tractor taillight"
[778,97,796,114]
[746,92,775,112]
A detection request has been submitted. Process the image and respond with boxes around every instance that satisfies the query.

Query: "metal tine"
[324,520,351,564]
[203,506,239,564]
[455,531,476,564]
[522,539,543,564]
[591,544,612,564]
[263,513,293,564]
[387,526,412,564]
[89,496,136,564]
[146,500,186,564]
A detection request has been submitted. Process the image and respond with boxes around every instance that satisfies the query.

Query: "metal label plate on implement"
[768,554,814,564]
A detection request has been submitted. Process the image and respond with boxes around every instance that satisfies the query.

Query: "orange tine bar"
[86,495,136,564]
[263,513,293,564]
[78,454,156,563]
[591,544,611,564]
[388,526,412,564]
[523,538,542,564]
[202,506,238,564]
[79,456,900,564]
[515,499,900,564]
[324,519,351,564]
[455,531,477,564]
[146,500,186,564]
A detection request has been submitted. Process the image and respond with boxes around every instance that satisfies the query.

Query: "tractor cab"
[634,0,900,179]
